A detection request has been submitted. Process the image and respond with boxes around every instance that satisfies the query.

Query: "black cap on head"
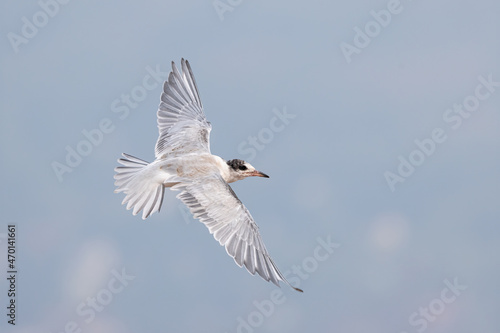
[227,159,246,170]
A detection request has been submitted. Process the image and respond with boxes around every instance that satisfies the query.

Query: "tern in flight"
[114,59,302,292]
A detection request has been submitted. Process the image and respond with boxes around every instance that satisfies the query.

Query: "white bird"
[114,59,302,292]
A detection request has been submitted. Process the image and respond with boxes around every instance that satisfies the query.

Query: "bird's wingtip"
[294,287,304,293]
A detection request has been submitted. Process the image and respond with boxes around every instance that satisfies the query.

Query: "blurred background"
[1,0,499,332]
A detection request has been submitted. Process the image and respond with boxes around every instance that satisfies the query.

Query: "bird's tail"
[114,153,165,219]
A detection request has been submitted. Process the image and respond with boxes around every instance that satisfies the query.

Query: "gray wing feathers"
[174,176,299,290]
[155,59,211,158]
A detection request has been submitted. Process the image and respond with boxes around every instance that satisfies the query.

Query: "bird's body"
[114,59,302,292]
[162,154,232,183]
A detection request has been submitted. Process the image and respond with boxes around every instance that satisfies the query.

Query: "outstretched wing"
[173,175,302,292]
[155,59,212,159]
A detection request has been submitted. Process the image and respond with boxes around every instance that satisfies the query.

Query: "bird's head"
[226,159,269,183]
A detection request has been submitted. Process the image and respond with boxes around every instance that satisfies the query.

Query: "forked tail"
[114,153,165,219]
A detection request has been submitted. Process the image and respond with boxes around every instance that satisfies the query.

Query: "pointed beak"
[250,170,269,178]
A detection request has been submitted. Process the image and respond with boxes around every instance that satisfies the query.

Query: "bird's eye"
[239,165,247,171]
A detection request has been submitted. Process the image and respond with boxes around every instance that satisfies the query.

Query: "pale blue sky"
[1,1,500,332]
